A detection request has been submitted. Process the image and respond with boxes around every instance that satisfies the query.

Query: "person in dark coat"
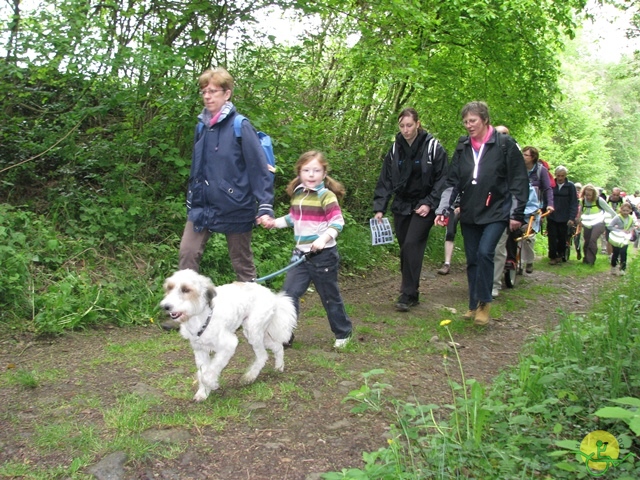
[179,67,274,280]
[435,101,528,326]
[373,108,448,312]
[546,166,578,264]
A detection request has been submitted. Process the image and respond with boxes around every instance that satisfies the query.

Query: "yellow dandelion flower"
[439,319,452,326]
[387,439,394,445]
[150,318,154,324]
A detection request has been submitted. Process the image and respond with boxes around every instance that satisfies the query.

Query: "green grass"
[3,368,39,388]
[1,367,68,389]
[34,422,100,453]
[155,372,195,400]
[102,393,164,433]
[307,352,347,373]
[325,257,640,479]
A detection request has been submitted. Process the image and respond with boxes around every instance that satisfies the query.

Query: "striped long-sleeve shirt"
[274,183,344,252]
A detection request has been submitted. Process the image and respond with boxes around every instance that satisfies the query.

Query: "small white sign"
[370,218,394,245]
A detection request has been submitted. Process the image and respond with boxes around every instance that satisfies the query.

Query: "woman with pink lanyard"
[435,101,528,325]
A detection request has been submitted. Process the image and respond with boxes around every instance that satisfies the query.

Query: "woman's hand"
[258,215,275,229]
[414,205,431,217]
[374,212,384,223]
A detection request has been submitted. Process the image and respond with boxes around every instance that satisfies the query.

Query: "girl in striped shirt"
[265,151,353,349]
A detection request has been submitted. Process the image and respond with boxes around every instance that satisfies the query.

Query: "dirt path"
[0,261,610,479]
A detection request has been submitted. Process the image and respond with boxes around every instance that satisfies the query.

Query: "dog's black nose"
[162,303,172,311]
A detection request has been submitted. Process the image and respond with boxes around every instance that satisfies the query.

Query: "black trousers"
[547,219,568,260]
[393,210,436,298]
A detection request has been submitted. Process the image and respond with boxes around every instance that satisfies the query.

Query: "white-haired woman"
[546,166,578,264]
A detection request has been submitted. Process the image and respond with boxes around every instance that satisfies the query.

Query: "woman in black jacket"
[436,102,528,325]
[373,108,448,312]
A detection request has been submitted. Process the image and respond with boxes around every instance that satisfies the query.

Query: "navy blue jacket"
[187,108,274,233]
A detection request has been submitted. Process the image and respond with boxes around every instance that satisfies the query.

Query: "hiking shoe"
[620,269,627,276]
[525,263,533,274]
[549,258,559,265]
[611,266,617,275]
[462,309,476,320]
[283,333,295,348]
[437,263,451,275]
[395,295,419,312]
[474,302,491,326]
[491,288,500,298]
[161,319,181,331]
[333,337,351,349]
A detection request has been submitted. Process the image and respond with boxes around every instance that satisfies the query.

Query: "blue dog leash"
[254,252,310,284]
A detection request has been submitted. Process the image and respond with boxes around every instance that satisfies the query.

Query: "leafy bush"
[0,205,31,316]
[0,204,69,322]
[1,197,396,334]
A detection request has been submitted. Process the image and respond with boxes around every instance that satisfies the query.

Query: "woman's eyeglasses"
[199,88,225,96]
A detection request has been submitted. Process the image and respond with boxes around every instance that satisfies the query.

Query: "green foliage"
[34,272,107,334]
[326,259,640,478]
[601,56,640,191]
[523,32,640,191]
[0,204,176,334]
[3,0,588,220]
[337,210,394,272]
[342,369,392,414]
[3,0,638,340]
[595,397,640,436]
[0,205,32,318]
[0,197,395,334]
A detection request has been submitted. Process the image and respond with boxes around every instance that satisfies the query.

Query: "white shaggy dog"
[160,269,297,402]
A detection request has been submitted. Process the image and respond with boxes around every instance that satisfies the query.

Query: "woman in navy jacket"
[179,67,274,281]
[436,101,528,325]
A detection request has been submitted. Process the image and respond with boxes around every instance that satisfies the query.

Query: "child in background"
[607,202,636,275]
[264,151,353,349]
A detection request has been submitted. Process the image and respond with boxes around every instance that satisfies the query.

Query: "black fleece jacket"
[373,131,448,216]
[436,130,528,225]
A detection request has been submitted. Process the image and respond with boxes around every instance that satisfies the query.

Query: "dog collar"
[196,309,213,337]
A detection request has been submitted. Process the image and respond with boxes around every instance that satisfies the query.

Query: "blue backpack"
[196,115,276,176]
